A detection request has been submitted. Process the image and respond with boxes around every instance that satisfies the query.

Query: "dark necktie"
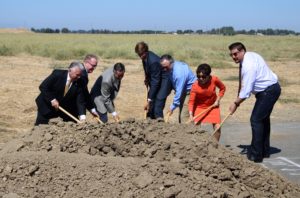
[238,63,242,96]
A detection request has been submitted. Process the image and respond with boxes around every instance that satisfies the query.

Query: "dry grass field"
[0,33,300,144]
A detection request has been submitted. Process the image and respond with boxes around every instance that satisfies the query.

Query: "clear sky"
[1,0,300,32]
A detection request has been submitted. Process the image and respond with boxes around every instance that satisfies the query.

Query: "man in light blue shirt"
[228,42,281,163]
[160,54,196,123]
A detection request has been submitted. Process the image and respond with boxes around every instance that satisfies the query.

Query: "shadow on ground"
[237,144,281,156]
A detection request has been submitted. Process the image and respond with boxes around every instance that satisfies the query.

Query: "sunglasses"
[89,62,97,67]
[229,51,240,57]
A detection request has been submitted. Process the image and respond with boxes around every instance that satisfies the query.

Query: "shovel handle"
[58,106,81,123]
[211,112,231,136]
[164,112,171,123]
[185,105,214,124]
[144,86,149,119]
[94,116,103,124]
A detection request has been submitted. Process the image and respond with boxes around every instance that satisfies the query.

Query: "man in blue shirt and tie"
[228,42,281,163]
[160,54,196,123]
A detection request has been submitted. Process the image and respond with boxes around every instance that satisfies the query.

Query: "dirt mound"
[0,119,300,198]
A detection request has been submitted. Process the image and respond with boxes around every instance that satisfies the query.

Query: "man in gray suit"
[90,63,125,123]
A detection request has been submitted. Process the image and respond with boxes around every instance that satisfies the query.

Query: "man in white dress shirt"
[228,42,281,163]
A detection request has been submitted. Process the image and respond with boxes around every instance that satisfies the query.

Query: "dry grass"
[0,34,300,143]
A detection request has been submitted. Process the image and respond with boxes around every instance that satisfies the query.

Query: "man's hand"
[229,102,238,115]
[144,102,150,111]
[90,108,99,117]
[113,114,120,122]
[167,109,173,116]
[51,99,59,110]
[112,111,120,122]
[144,78,149,87]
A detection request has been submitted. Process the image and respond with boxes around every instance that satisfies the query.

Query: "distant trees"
[30,26,299,36]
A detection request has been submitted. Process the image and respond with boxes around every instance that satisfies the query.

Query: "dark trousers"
[150,76,172,119]
[250,83,281,158]
[35,110,75,125]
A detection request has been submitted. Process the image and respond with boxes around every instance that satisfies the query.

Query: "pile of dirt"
[0,118,300,198]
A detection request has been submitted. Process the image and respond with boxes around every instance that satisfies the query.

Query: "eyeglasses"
[229,51,240,57]
[88,62,97,68]
[197,75,209,80]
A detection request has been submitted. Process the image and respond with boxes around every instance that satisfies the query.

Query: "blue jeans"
[250,83,281,158]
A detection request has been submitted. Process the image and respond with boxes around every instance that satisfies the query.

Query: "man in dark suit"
[81,54,99,117]
[90,63,125,123]
[135,42,172,119]
[35,61,86,125]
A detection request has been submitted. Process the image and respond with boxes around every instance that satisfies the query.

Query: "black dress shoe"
[263,153,270,158]
[247,154,263,163]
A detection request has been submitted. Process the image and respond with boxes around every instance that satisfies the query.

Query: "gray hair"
[160,54,174,64]
[68,61,85,71]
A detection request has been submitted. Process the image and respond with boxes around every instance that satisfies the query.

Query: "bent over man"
[35,61,86,125]
[90,63,125,123]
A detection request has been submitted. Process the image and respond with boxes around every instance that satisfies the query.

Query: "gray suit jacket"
[90,67,121,114]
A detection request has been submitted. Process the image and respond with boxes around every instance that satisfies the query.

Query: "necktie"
[238,64,242,96]
[64,79,71,96]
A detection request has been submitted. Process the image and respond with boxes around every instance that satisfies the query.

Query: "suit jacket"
[35,69,86,117]
[143,51,162,100]
[90,67,121,114]
[80,69,94,110]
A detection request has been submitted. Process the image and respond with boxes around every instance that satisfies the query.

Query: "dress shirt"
[169,61,196,111]
[239,52,278,99]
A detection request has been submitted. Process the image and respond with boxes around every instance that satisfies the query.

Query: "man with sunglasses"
[228,42,281,163]
[81,54,99,119]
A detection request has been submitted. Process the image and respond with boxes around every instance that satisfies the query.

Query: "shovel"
[210,112,231,138]
[58,106,81,123]
[185,105,214,124]
[164,111,171,123]
[144,86,149,119]
[94,116,103,124]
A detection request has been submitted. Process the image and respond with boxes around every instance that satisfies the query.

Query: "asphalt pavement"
[200,121,300,184]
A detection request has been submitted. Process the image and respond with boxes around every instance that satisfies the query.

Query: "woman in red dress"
[188,63,226,141]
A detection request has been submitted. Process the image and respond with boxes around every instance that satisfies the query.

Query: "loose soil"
[1,118,300,197]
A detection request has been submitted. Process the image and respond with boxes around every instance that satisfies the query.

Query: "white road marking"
[277,157,300,168]
[281,169,300,171]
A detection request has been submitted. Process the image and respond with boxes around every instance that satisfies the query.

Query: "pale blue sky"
[1,0,299,31]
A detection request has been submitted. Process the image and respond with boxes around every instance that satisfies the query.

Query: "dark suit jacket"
[80,69,94,110]
[143,51,162,100]
[35,69,86,118]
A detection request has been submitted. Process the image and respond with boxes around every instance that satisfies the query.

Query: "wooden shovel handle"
[58,106,81,123]
[144,86,149,119]
[211,112,231,136]
[185,105,214,124]
[164,112,171,123]
[94,116,103,124]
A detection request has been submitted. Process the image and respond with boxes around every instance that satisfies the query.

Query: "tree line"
[31,26,299,36]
